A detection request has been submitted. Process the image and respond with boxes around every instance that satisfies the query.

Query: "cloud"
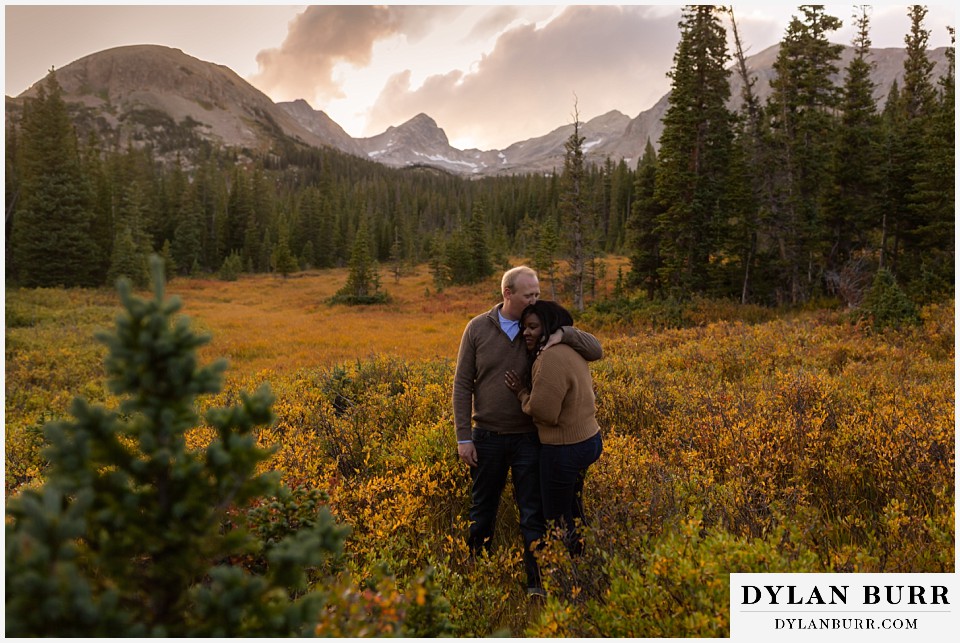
[250,5,461,102]
[365,5,682,149]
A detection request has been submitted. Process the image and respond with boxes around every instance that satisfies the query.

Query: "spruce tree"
[824,6,883,293]
[729,6,773,303]
[427,234,450,291]
[5,257,349,636]
[10,69,99,287]
[333,212,385,304]
[532,216,561,300]
[272,219,299,278]
[654,5,734,299]
[107,226,149,288]
[467,200,493,282]
[627,140,664,298]
[558,103,594,312]
[906,26,955,301]
[765,6,843,303]
[172,188,203,276]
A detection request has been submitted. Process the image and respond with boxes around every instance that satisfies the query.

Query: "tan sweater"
[517,343,600,446]
[453,304,602,442]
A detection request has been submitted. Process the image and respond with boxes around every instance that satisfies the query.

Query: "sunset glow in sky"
[4,3,955,150]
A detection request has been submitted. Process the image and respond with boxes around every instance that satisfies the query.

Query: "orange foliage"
[4,263,954,636]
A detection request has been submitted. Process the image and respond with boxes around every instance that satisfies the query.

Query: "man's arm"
[543,326,602,362]
[452,322,477,444]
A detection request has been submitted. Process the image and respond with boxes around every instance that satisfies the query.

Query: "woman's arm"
[518,355,566,426]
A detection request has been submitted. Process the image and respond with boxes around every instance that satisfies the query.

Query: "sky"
[3,3,955,150]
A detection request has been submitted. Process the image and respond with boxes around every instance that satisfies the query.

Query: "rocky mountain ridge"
[6,43,950,177]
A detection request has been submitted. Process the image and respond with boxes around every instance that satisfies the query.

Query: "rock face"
[10,44,330,156]
[7,42,951,177]
[276,99,366,157]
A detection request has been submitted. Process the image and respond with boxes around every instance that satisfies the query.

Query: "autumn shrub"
[5,268,954,637]
[528,512,823,638]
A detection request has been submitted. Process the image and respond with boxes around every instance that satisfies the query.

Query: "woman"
[505,300,602,556]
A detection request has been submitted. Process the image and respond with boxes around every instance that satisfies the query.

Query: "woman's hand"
[504,369,524,394]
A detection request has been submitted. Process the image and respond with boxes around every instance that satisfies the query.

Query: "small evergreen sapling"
[5,257,349,637]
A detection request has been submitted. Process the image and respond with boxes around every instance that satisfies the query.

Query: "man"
[453,265,602,595]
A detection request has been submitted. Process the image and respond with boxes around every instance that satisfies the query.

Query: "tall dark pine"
[765,6,843,304]
[654,5,734,299]
[172,186,204,275]
[558,103,593,312]
[467,199,493,282]
[824,6,882,293]
[906,25,955,301]
[334,210,383,303]
[10,70,99,287]
[627,140,664,299]
[891,5,946,294]
[729,7,773,304]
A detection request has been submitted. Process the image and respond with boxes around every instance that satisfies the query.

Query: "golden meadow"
[5,261,955,637]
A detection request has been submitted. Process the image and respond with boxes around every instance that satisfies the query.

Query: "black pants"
[467,428,545,589]
[540,432,603,555]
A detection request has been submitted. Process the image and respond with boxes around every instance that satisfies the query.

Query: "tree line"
[5,5,954,309]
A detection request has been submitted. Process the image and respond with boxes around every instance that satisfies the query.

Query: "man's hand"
[542,328,563,350]
[458,441,478,467]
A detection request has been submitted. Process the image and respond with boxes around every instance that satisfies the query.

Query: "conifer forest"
[5,6,955,638]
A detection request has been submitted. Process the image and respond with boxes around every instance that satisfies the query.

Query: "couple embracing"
[453,265,604,596]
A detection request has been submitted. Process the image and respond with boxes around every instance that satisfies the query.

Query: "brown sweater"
[517,344,600,445]
[453,304,602,442]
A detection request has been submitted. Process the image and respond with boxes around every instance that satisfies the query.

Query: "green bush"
[858,268,918,330]
[218,251,243,281]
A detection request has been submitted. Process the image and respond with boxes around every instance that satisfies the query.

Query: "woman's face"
[522,312,543,352]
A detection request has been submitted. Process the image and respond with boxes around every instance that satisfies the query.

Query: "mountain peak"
[406,113,438,127]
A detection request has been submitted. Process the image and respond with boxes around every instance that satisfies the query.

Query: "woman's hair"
[520,300,574,349]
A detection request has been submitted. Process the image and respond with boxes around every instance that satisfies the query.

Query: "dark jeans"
[540,432,603,556]
[467,428,545,589]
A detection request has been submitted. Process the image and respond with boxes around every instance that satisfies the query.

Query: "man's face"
[503,274,540,319]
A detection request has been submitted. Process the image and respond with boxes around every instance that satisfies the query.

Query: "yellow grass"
[167,259,628,377]
[171,265,496,375]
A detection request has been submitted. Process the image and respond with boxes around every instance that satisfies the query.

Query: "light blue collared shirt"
[498,309,520,341]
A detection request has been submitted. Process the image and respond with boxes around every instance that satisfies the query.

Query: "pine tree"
[107,226,149,288]
[333,212,386,304]
[729,6,774,303]
[906,25,955,301]
[877,8,936,282]
[823,6,883,300]
[5,257,349,636]
[427,234,450,291]
[272,219,299,278]
[5,116,20,267]
[558,102,594,312]
[532,216,561,300]
[10,69,99,287]
[443,226,474,285]
[389,228,404,283]
[467,200,493,282]
[765,6,844,304]
[654,5,734,299]
[172,188,203,276]
[219,251,243,281]
[626,140,664,298]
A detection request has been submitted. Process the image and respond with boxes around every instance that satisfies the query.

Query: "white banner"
[730,573,958,642]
